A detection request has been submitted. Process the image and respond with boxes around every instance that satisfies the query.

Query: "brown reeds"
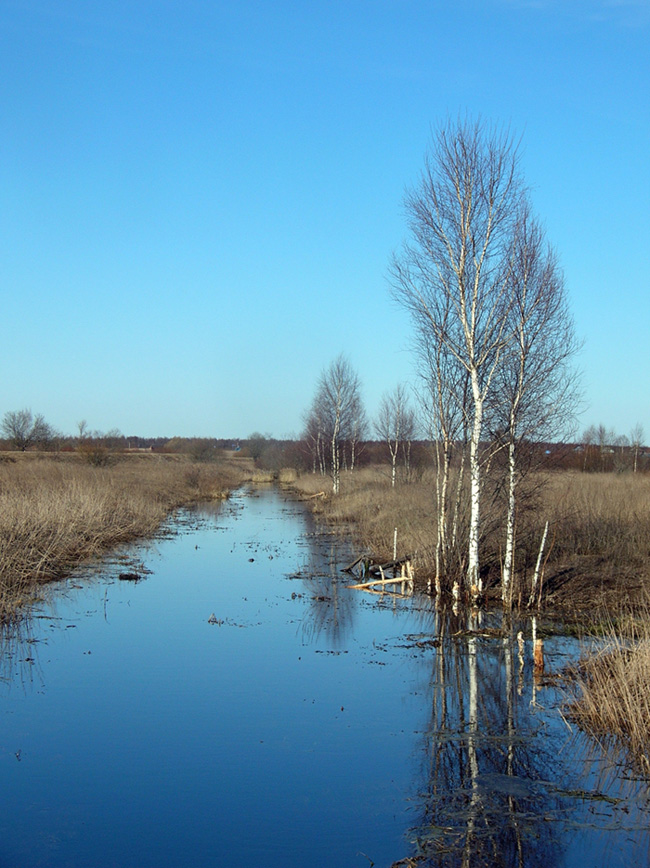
[290,466,438,573]
[569,614,650,770]
[0,453,250,621]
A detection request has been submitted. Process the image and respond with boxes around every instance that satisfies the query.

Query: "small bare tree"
[347,396,367,472]
[302,402,327,475]
[375,384,413,487]
[311,355,364,495]
[1,409,53,451]
[630,423,645,473]
[77,419,89,443]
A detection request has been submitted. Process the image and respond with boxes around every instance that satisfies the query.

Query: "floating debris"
[118,572,142,582]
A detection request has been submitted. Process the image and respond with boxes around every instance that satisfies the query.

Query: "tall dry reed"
[569,614,650,771]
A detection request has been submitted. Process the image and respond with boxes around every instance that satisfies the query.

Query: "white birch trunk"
[501,438,517,607]
[528,520,548,608]
[467,379,483,600]
[451,440,466,552]
[331,412,341,495]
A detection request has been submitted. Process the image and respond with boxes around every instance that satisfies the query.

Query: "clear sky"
[1,0,648,441]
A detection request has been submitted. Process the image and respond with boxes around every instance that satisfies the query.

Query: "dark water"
[1,486,649,867]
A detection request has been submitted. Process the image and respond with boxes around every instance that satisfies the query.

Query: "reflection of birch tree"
[297,540,357,647]
[405,611,564,867]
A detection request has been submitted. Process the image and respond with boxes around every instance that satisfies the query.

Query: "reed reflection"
[0,615,44,691]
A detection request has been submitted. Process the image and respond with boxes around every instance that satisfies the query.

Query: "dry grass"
[290,466,438,575]
[277,467,298,484]
[250,470,275,483]
[531,472,650,608]
[0,453,251,620]
[569,614,650,770]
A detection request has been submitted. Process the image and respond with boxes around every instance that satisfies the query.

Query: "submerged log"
[347,575,410,590]
[341,554,367,574]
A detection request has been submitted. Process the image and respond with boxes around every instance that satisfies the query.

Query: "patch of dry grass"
[277,467,298,484]
[569,614,650,770]
[290,466,438,578]
[540,472,650,564]
[0,453,251,620]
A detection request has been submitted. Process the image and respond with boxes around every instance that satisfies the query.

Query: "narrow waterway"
[1,486,649,867]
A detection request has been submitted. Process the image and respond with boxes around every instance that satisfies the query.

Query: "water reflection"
[0,615,44,691]
[389,608,650,867]
[295,538,358,646]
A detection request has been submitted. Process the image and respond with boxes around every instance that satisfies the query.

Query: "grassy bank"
[288,466,650,611]
[0,452,252,621]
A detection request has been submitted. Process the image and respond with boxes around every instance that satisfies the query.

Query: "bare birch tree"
[416,326,470,594]
[488,206,580,607]
[375,384,413,487]
[347,397,367,472]
[302,399,327,475]
[312,355,363,495]
[391,118,524,600]
[630,423,645,473]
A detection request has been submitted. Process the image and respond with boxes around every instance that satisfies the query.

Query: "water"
[1,486,649,867]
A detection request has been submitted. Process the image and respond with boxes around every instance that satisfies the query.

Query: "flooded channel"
[1,485,649,867]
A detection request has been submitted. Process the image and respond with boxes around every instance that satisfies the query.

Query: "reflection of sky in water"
[0,486,648,867]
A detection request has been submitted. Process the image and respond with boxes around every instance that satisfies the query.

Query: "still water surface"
[1,486,649,867]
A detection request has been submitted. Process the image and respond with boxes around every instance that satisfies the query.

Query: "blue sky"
[1,0,648,440]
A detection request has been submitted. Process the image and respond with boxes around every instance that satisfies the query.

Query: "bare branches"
[1,408,54,451]
[391,117,580,607]
[375,384,415,487]
[391,118,525,598]
[304,355,364,494]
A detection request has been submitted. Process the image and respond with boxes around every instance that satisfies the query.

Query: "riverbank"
[286,466,650,615]
[0,451,253,621]
[568,613,650,774]
[286,465,650,773]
